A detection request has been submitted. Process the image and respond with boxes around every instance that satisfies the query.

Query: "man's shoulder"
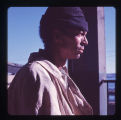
[11,60,52,84]
[21,60,47,74]
[18,59,61,82]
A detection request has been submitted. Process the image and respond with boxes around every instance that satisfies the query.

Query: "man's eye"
[81,31,87,36]
[80,32,85,36]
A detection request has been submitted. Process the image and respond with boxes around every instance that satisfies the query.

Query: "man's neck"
[45,49,67,69]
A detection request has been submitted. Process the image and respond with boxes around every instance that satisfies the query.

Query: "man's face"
[58,28,88,59]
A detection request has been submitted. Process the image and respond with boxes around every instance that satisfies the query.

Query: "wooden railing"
[100,79,115,115]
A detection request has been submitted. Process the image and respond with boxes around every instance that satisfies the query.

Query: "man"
[8,7,93,115]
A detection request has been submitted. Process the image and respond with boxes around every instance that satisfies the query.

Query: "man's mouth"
[76,47,84,53]
[77,49,84,54]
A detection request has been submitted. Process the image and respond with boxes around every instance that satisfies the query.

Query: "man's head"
[40,7,88,59]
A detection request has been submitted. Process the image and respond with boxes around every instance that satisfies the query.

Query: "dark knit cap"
[40,7,88,32]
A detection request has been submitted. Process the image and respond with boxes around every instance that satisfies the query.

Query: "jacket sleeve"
[20,67,41,115]
[8,63,55,115]
[8,65,44,115]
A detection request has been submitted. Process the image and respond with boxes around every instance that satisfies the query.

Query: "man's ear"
[52,29,64,45]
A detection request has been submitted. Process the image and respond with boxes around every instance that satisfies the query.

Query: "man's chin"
[70,54,81,59]
[76,54,81,59]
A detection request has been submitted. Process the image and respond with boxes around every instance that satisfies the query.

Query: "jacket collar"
[35,60,63,79]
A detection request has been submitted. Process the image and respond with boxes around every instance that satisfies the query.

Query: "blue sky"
[8,7,116,73]
[104,7,116,73]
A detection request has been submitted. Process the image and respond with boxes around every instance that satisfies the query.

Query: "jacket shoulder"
[8,61,52,89]
[25,61,53,84]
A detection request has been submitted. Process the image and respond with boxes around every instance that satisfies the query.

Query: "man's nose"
[82,36,88,46]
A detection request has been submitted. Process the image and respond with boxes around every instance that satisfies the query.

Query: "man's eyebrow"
[80,31,87,35]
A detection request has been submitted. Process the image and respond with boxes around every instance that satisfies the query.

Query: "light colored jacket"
[8,52,93,115]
